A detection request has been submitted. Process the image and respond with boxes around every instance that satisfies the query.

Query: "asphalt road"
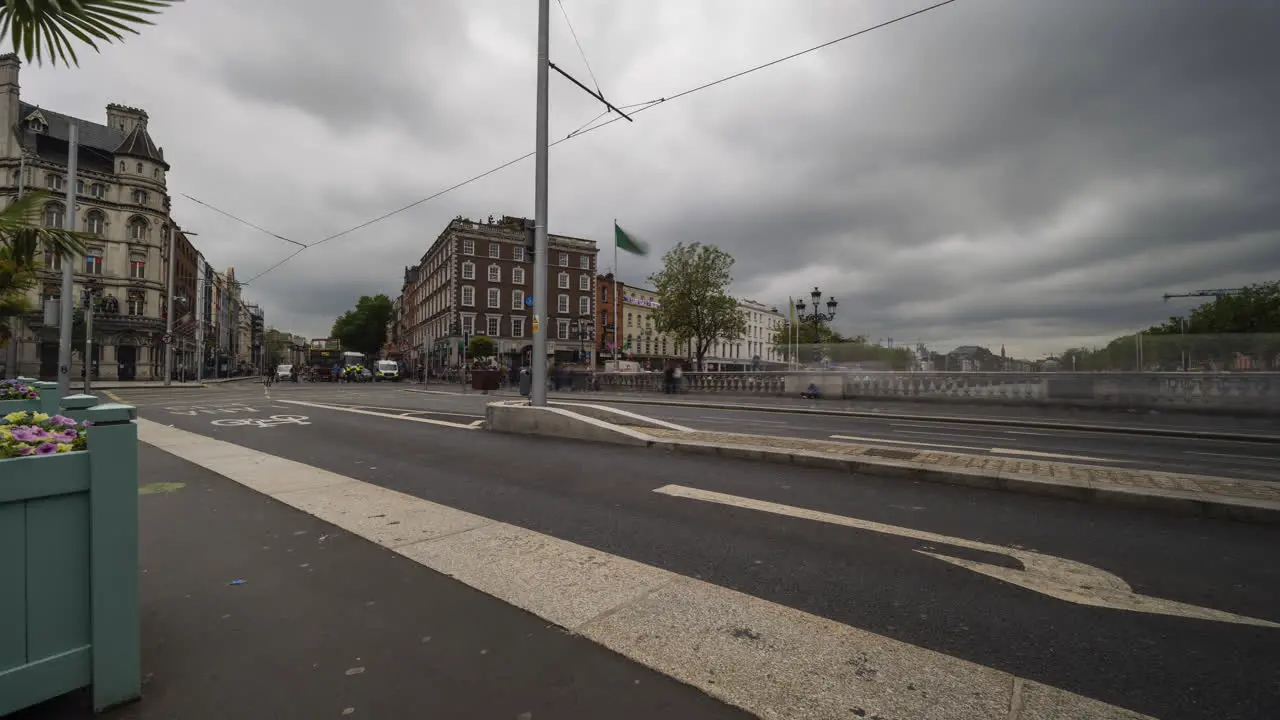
[129,382,1280,481]
[109,382,1280,720]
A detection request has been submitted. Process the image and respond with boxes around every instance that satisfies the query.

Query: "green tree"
[0,0,180,67]
[0,190,90,346]
[648,243,747,370]
[331,294,394,358]
[467,335,496,359]
[770,323,913,369]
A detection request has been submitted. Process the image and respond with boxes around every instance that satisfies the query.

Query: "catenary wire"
[238,0,958,284]
[556,0,603,96]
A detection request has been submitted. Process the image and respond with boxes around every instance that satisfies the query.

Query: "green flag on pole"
[614,222,648,256]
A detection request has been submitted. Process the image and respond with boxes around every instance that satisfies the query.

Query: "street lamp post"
[793,286,838,365]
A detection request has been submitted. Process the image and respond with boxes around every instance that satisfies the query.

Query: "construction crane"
[1162,288,1243,302]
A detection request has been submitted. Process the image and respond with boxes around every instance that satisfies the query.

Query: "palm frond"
[0,189,91,261]
[0,0,182,67]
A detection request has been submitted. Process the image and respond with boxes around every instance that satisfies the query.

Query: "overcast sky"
[19,0,1279,358]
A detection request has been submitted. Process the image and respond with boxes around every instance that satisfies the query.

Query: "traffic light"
[523,218,536,263]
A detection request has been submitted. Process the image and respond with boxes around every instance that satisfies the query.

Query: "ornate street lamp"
[793,286,838,364]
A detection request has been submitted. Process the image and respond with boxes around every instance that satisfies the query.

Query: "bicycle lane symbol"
[209,415,312,429]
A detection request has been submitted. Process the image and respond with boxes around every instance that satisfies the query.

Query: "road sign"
[524,296,535,307]
[161,333,173,345]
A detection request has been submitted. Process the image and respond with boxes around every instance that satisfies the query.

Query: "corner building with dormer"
[0,53,192,380]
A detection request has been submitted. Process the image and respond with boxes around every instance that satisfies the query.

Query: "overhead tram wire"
[235,0,958,285]
[179,193,307,248]
[556,0,603,96]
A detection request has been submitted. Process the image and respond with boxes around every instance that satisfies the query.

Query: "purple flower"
[9,427,35,442]
[14,445,33,456]
[50,415,78,427]
[34,442,57,455]
[81,420,94,427]
[55,429,78,441]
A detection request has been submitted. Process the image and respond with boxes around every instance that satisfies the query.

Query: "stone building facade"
[401,215,598,371]
[0,53,184,380]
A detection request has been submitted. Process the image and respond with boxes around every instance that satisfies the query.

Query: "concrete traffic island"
[486,401,1280,525]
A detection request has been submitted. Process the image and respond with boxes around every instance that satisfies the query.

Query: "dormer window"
[28,118,45,133]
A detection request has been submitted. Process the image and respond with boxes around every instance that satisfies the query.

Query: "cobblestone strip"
[636,427,1280,504]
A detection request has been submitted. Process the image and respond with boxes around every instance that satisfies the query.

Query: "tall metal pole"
[56,124,78,399]
[6,143,25,378]
[164,226,175,385]
[84,292,93,395]
[530,0,550,406]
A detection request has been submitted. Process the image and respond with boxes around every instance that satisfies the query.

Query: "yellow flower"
[0,427,10,440]
[31,412,50,423]
[56,443,73,453]
[4,411,28,423]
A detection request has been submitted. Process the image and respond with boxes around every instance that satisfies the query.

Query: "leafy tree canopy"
[467,335,496,359]
[648,242,746,369]
[770,323,914,369]
[331,294,393,358]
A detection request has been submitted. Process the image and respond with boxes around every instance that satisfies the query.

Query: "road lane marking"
[831,434,988,452]
[829,435,1129,464]
[299,401,483,420]
[137,419,1155,719]
[275,399,478,429]
[891,428,1010,442]
[654,484,1278,630]
[404,388,468,396]
[990,448,1127,463]
[1186,450,1279,464]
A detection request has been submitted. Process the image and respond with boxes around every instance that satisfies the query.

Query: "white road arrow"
[654,484,1279,629]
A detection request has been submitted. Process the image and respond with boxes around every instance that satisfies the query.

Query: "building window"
[135,162,143,174]
[153,168,161,179]
[129,217,147,241]
[43,249,61,271]
[119,161,126,173]
[461,286,475,307]
[627,312,633,327]
[557,294,569,314]
[511,317,525,337]
[487,264,500,282]
[559,252,569,267]
[461,261,475,280]
[462,238,475,255]
[130,255,146,279]
[85,250,104,275]
[579,274,591,291]
[487,287,500,309]
[91,183,105,199]
[486,316,500,336]
[461,315,475,335]
[579,296,590,315]
[42,203,63,228]
[557,319,569,340]
[579,255,590,269]
[511,289,524,310]
[46,174,63,191]
[513,246,524,262]
[557,272,569,289]
[488,243,500,259]
[512,267,525,285]
[75,179,84,194]
[132,189,148,205]
[127,290,145,316]
[86,211,105,235]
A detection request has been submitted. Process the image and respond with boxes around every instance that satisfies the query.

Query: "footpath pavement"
[12,444,748,720]
[631,426,1280,524]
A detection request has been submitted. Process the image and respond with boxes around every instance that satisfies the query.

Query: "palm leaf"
[0,0,181,67]
[0,189,92,261]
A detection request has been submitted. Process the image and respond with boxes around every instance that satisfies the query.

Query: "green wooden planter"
[0,380,60,416]
[0,397,141,715]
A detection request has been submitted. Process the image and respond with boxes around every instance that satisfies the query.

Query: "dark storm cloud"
[619,0,1280,353]
[208,0,471,135]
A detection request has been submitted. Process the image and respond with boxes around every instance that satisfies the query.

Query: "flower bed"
[0,411,90,458]
[0,397,141,715]
[0,379,41,414]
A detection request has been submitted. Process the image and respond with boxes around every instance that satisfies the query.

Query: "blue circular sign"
[524,296,535,307]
